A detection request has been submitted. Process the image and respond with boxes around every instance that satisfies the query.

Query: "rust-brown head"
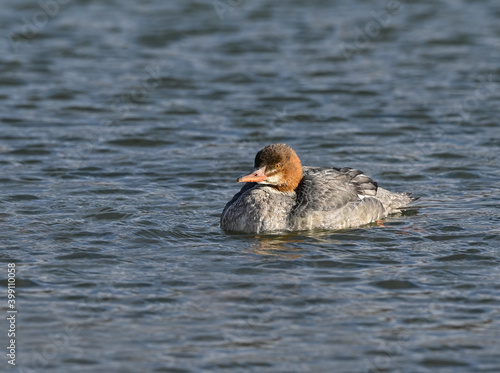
[236,143,303,192]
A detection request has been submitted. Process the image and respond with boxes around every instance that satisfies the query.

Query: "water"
[1,0,499,372]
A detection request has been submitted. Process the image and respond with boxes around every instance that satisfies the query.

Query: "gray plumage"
[220,166,413,234]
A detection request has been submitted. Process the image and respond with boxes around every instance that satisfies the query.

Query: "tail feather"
[375,188,416,214]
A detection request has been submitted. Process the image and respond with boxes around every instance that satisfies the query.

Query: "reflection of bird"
[221,143,414,233]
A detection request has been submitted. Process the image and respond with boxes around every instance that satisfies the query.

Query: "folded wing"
[292,167,377,212]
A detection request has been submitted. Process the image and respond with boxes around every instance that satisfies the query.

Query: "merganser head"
[237,143,303,192]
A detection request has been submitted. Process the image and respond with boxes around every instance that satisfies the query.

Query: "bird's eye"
[276,163,281,169]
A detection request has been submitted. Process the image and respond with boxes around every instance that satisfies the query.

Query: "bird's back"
[289,167,399,231]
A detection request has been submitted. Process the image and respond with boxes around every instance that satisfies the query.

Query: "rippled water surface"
[1,0,499,372]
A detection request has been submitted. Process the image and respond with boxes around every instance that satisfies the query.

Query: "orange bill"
[237,166,267,183]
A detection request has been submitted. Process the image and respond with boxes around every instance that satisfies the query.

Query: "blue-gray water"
[1,1,499,372]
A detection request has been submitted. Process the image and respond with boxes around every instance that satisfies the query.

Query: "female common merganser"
[220,143,413,233]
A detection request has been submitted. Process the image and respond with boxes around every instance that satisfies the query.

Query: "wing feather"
[291,167,378,217]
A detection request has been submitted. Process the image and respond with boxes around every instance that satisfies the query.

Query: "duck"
[220,143,414,233]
